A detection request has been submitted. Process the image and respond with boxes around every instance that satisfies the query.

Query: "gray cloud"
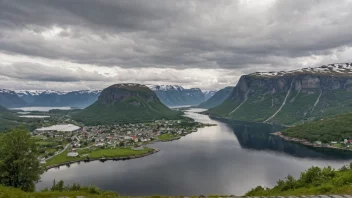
[0,62,108,82]
[0,0,352,90]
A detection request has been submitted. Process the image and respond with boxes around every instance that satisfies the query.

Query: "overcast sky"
[1,0,352,91]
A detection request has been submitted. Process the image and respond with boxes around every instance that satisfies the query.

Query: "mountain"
[198,87,234,109]
[209,63,352,125]
[203,90,216,101]
[0,89,27,108]
[72,83,183,125]
[15,90,101,108]
[147,85,206,106]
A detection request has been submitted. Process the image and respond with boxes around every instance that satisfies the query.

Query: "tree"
[0,128,43,192]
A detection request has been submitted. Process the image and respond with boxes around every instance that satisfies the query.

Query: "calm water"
[37,109,352,196]
[11,106,73,112]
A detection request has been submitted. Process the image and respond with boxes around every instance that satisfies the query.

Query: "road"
[45,143,70,161]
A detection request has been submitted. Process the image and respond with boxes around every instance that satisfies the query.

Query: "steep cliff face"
[73,84,182,125]
[210,63,352,125]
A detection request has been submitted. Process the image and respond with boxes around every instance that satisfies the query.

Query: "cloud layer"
[1,0,352,90]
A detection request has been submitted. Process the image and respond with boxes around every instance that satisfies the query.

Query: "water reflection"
[221,118,352,159]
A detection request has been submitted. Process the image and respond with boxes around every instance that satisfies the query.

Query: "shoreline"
[45,148,159,170]
[44,112,215,171]
[272,132,352,152]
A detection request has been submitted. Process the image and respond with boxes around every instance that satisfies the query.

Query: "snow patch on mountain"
[15,90,101,97]
[146,85,185,91]
[0,89,15,94]
[251,63,352,77]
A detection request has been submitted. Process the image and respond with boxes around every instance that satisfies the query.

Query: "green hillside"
[0,185,120,198]
[281,112,352,143]
[72,84,183,125]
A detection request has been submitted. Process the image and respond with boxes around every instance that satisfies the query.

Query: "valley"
[2,64,352,196]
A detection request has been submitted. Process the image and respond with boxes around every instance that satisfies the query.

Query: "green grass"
[36,141,56,146]
[158,133,180,141]
[246,165,352,196]
[45,147,154,167]
[0,185,119,198]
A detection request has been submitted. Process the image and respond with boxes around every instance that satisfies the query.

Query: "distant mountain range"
[209,63,352,125]
[147,85,214,106]
[198,87,234,109]
[0,85,216,108]
[72,83,183,125]
[0,89,27,108]
[203,90,217,101]
[15,90,101,108]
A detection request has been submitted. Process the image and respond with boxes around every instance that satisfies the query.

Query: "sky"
[1,0,352,91]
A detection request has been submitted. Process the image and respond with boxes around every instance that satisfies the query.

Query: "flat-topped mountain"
[147,85,208,106]
[72,83,182,124]
[209,63,352,125]
[198,87,234,109]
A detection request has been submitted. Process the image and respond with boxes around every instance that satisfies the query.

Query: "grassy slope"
[229,93,284,122]
[209,92,284,122]
[271,91,318,125]
[158,133,180,141]
[73,98,182,125]
[46,147,154,166]
[246,165,352,196]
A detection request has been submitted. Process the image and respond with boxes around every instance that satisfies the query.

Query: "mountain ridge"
[209,63,352,125]
[14,90,101,108]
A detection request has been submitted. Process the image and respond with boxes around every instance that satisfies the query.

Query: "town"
[31,119,214,167]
